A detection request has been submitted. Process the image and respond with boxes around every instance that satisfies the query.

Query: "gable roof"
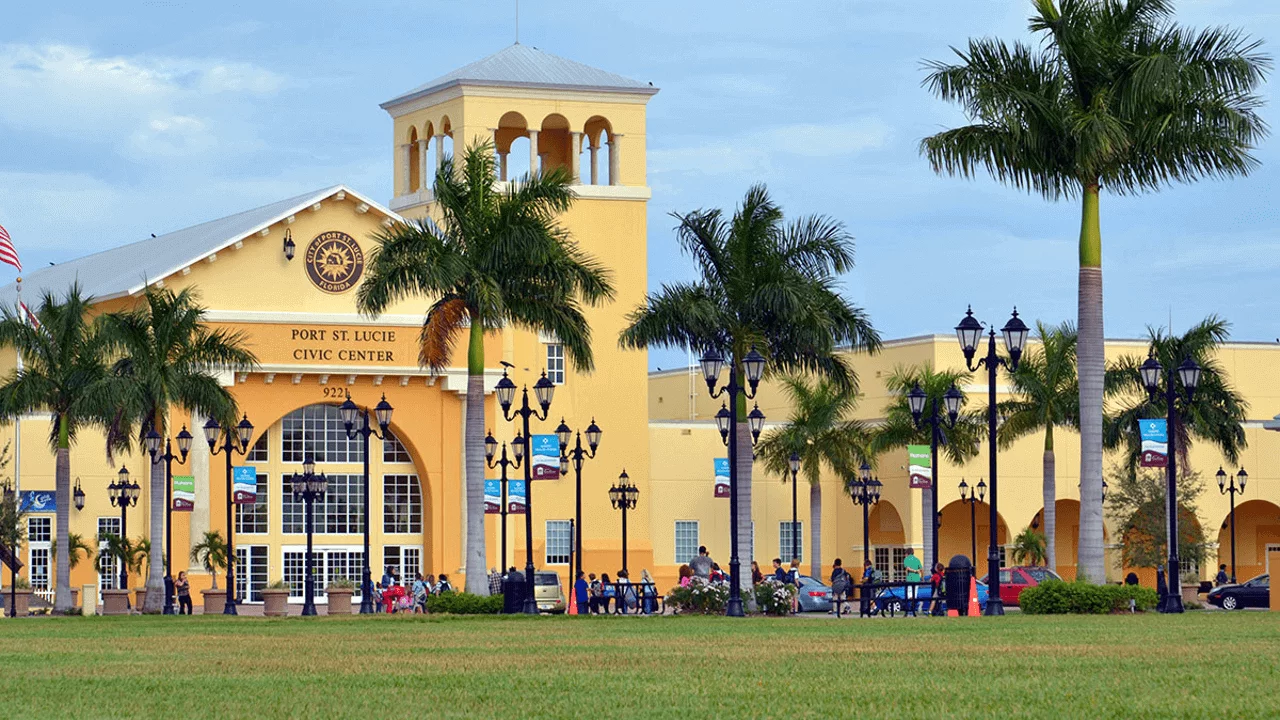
[0,185,398,306]
[381,43,658,109]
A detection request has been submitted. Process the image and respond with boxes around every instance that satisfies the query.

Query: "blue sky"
[1,0,1277,371]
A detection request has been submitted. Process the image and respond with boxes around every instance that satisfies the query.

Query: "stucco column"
[417,138,430,189]
[608,133,623,186]
[491,128,502,180]
[435,135,445,170]
[499,153,508,181]
[527,130,539,176]
[589,144,599,185]
[189,410,210,577]
[399,143,412,195]
[570,131,582,184]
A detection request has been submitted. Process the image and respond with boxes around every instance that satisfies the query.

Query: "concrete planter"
[70,588,79,609]
[201,589,226,615]
[326,588,353,615]
[6,589,32,617]
[102,589,131,616]
[1182,585,1201,607]
[134,588,148,611]
[262,588,290,617]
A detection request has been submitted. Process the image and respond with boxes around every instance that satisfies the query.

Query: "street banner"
[908,445,932,489]
[714,458,730,498]
[232,466,258,504]
[18,490,55,514]
[1140,419,1168,468]
[172,475,195,511]
[508,479,527,514]
[484,480,501,514]
[530,435,561,480]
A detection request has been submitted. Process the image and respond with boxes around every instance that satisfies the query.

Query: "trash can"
[502,570,525,614]
[945,555,973,616]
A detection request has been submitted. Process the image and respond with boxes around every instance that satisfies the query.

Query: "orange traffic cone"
[569,592,579,615]
[968,576,981,617]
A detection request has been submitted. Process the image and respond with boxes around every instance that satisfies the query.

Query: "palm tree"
[996,322,1079,570]
[1011,527,1048,566]
[872,364,983,566]
[1104,316,1247,472]
[756,376,873,577]
[105,286,256,612]
[101,534,142,587]
[621,185,880,595]
[190,530,228,590]
[358,142,614,595]
[0,284,115,613]
[921,0,1269,584]
[50,532,95,571]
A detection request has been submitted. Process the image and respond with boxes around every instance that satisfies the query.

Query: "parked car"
[796,575,832,612]
[874,580,989,614]
[534,571,566,613]
[1207,574,1270,610]
[978,566,1062,607]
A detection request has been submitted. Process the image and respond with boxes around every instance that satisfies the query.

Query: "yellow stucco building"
[3,45,1279,610]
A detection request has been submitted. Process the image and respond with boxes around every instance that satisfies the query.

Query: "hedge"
[1020,579,1160,614]
[425,592,504,614]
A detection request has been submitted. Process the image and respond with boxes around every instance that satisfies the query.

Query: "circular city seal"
[304,231,365,293]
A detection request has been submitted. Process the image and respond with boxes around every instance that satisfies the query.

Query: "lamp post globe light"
[340,392,393,615]
[1139,352,1205,613]
[289,455,328,616]
[956,306,1028,616]
[497,365,556,614]
[698,346,766,617]
[73,478,85,512]
[556,417,601,612]
[485,430,525,574]
[1217,466,1247,584]
[958,478,985,566]
[788,452,801,569]
[203,413,254,615]
[609,470,639,578]
[908,382,963,571]
[146,424,192,614]
[849,462,881,565]
[108,466,142,593]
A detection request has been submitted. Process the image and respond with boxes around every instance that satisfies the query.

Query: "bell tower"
[380,44,660,578]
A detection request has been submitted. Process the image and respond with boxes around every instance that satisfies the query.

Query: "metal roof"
[0,185,395,306]
[381,43,658,108]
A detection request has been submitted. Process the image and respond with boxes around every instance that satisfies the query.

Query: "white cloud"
[650,118,892,178]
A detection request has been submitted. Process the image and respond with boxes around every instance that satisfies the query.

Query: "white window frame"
[674,521,700,565]
[236,473,270,534]
[235,545,269,603]
[779,521,803,564]
[282,473,364,535]
[546,343,565,385]
[282,545,366,602]
[97,517,122,597]
[382,474,422,534]
[247,432,269,463]
[281,405,364,464]
[382,433,412,464]
[545,520,572,565]
[27,517,52,601]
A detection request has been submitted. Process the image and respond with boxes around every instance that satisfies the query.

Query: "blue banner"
[1139,419,1168,468]
[530,434,561,480]
[485,479,501,514]
[508,479,527,514]
[232,466,258,504]
[714,458,730,498]
[18,490,55,514]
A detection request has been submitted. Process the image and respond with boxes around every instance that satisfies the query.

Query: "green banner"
[908,445,932,489]
[172,475,195,511]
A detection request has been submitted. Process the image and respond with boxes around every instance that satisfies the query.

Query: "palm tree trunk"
[53,419,71,613]
[142,415,166,612]
[1043,425,1056,572]
[463,319,488,595]
[809,482,821,579]
[734,417,753,600]
[1076,183,1106,584]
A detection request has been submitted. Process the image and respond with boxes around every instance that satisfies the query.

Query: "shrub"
[665,577,729,614]
[1021,579,1160,614]
[426,592,503,615]
[266,579,290,591]
[753,578,796,616]
[326,577,357,591]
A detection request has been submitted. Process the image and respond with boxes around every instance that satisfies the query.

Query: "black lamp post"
[496,366,557,614]
[849,461,881,564]
[699,346,766,617]
[282,229,296,261]
[203,413,254,615]
[908,382,963,571]
[339,392,394,615]
[555,418,601,608]
[956,306,1028,616]
[485,430,524,573]
[609,470,639,575]
[289,455,328,616]
[1139,352,1204,614]
[958,478,985,566]
[73,478,85,512]
[1216,466,1247,584]
[788,452,800,567]
[146,424,192,615]
[107,466,142,592]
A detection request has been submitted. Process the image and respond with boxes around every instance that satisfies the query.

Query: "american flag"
[19,300,39,329]
[0,224,20,271]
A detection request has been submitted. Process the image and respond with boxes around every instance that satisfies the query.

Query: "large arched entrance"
[863,501,911,581]
[1026,500,1106,580]
[232,403,430,605]
[1216,499,1280,582]
[938,500,1008,570]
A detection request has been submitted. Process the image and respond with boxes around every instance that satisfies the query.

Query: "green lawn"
[2,612,1277,718]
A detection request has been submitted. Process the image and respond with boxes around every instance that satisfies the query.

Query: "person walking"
[860,559,876,617]
[690,546,713,579]
[788,559,801,614]
[772,558,788,583]
[489,567,504,597]
[175,571,192,615]
[413,573,429,613]
[599,573,615,614]
[617,569,637,614]
[436,573,453,594]
[1215,564,1230,586]
[830,559,851,616]
[902,548,923,616]
[588,573,604,614]
[928,562,945,616]
[574,570,589,615]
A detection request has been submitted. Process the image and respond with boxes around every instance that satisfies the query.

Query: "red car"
[979,566,1062,607]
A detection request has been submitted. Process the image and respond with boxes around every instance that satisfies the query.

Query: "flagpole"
[13,276,20,495]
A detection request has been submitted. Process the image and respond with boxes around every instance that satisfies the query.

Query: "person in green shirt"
[903,548,923,615]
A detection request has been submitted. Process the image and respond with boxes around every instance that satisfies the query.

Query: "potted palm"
[262,580,290,617]
[100,534,137,615]
[190,531,228,615]
[325,577,356,615]
[133,537,155,611]
[8,577,32,617]
[1011,527,1048,567]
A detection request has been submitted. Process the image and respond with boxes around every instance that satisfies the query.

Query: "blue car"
[873,580,988,614]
